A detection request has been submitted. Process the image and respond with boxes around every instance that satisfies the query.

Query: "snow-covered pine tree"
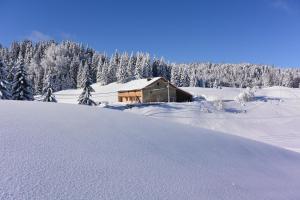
[116,52,129,83]
[107,51,119,83]
[76,60,85,88]
[41,43,73,91]
[134,52,144,79]
[170,64,180,86]
[97,58,110,85]
[157,57,169,80]
[96,54,106,83]
[0,59,11,99]
[213,79,219,89]
[126,52,136,81]
[142,53,152,78]
[78,62,96,106]
[42,74,57,102]
[151,58,159,77]
[69,56,80,88]
[179,65,190,87]
[90,51,99,84]
[189,64,198,87]
[23,40,34,66]
[28,49,44,95]
[43,86,57,102]
[262,68,273,87]
[11,59,33,101]
[282,71,294,87]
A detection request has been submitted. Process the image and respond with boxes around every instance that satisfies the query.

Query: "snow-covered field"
[128,87,300,152]
[1,101,300,199]
[55,83,300,153]
[54,82,120,104]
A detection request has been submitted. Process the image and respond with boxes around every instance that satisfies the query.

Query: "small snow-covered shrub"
[252,86,259,93]
[235,87,255,104]
[213,98,224,111]
[98,101,109,107]
[194,95,206,101]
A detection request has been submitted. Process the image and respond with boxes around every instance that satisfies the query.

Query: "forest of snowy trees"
[0,40,300,98]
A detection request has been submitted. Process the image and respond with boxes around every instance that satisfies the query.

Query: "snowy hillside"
[54,83,300,153]
[128,87,300,152]
[1,101,300,199]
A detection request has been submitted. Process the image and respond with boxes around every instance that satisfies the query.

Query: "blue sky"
[0,0,299,67]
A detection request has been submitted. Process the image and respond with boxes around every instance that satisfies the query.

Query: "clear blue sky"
[0,0,299,67]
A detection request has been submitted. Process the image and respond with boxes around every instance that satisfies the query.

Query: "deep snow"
[128,87,300,152]
[54,82,300,152]
[1,101,300,199]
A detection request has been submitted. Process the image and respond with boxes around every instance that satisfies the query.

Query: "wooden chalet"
[117,77,193,103]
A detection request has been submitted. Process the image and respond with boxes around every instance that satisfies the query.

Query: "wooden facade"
[118,90,143,103]
[118,77,193,103]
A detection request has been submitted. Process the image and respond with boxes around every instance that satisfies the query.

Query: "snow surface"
[55,83,300,153]
[1,101,300,199]
[128,87,300,152]
[54,82,120,104]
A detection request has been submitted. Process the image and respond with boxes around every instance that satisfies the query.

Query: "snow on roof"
[118,77,163,92]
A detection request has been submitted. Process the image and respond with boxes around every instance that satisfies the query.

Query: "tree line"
[0,40,299,100]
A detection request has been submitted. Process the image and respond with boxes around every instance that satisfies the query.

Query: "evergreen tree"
[11,59,33,101]
[213,79,219,89]
[29,50,44,94]
[69,56,80,88]
[107,51,120,83]
[151,58,159,77]
[78,63,96,105]
[126,52,136,81]
[0,59,11,99]
[96,54,107,83]
[179,65,190,87]
[117,52,129,83]
[134,52,144,79]
[170,64,180,86]
[76,61,85,88]
[43,86,57,102]
[91,53,100,83]
[142,53,152,78]
[98,59,110,85]
[42,74,57,102]
[157,57,168,79]
[189,65,198,87]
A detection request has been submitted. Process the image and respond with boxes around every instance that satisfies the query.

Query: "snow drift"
[1,101,300,200]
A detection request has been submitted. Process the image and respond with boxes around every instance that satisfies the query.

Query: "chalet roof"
[118,77,162,92]
[118,77,193,97]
